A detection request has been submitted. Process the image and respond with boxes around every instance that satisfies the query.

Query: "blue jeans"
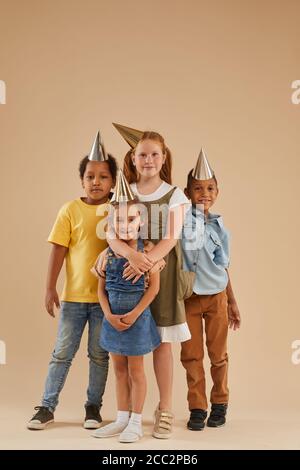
[41,302,109,413]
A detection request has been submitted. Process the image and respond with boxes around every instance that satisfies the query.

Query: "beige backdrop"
[0,0,300,450]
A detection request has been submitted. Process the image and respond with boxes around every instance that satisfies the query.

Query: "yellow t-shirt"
[48,198,109,302]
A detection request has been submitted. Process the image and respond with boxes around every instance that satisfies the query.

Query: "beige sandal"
[152,406,174,439]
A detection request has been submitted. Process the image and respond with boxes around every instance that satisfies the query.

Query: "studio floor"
[1,406,299,450]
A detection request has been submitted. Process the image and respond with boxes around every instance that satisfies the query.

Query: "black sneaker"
[84,404,102,429]
[187,409,207,431]
[207,403,228,427]
[27,406,54,430]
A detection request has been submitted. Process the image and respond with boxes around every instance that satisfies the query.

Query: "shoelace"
[34,406,48,412]
[32,406,50,418]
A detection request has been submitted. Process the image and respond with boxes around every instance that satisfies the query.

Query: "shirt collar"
[191,205,223,225]
[207,212,224,228]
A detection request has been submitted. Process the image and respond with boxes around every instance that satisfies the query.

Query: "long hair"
[123,131,172,184]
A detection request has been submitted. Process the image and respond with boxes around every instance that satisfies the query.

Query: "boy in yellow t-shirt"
[27,144,117,431]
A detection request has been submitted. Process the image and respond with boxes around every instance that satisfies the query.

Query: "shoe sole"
[27,419,54,430]
[84,420,102,429]
[152,431,172,439]
[207,423,226,428]
[187,425,205,431]
[92,431,121,438]
[119,435,143,444]
[119,436,141,443]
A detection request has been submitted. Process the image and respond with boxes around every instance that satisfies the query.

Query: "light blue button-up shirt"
[181,206,230,295]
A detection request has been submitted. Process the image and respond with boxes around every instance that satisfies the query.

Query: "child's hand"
[45,288,60,318]
[228,302,241,330]
[149,258,166,274]
[122,263,142,284]
[94,249,107,278]
[120,311,139,326]
[124,251,153,278]
[107,313,131,331]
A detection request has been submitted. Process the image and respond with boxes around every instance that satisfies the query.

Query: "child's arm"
[226,270,241,330]
[97,277,130,332]
[120,270,160,326]
[123,204,187,281]
[45,243,68,317]
[140,240,166,273]
[108,237,153,275]
[91,247,109,278]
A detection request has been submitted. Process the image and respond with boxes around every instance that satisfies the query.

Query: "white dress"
[130,182,192,343]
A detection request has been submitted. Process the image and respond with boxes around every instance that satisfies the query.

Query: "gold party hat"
[112,122,144,148]
[111,169,136,203]
[88,131,108,162]
[192,148,214,180]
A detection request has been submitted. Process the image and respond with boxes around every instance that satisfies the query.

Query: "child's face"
[132,139,166,179]
[185,177,219,212]
[114,204,141,241]
[82,161,113,203]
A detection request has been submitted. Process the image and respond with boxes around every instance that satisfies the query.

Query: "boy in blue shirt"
[180,149,241,431]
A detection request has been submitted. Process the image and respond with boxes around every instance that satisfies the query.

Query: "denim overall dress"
[100,238,161,356]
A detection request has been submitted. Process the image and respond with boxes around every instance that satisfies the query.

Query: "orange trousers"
[180,289,229,410]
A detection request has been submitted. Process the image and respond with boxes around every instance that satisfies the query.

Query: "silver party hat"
[192,148,214,180]
[111,169,136,203]
[88,131,108,162]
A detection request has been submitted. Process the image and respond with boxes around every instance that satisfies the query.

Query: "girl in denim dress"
[100,237,161,356]
[92,172,164,443]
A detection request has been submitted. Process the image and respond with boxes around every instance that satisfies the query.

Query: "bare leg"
[127,356,146,414]
[92,354,130,438]
[153,342,173,410]
[128,375,133,412]
[111,354,130,411]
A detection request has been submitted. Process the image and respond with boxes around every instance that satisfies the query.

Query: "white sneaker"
[119,423,143,443]
[92,421,128,438]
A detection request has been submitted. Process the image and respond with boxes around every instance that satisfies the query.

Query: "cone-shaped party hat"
[111,169,136,203]
[88,131,108,162]
[112,122,144,149]
[192,148,214,180]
